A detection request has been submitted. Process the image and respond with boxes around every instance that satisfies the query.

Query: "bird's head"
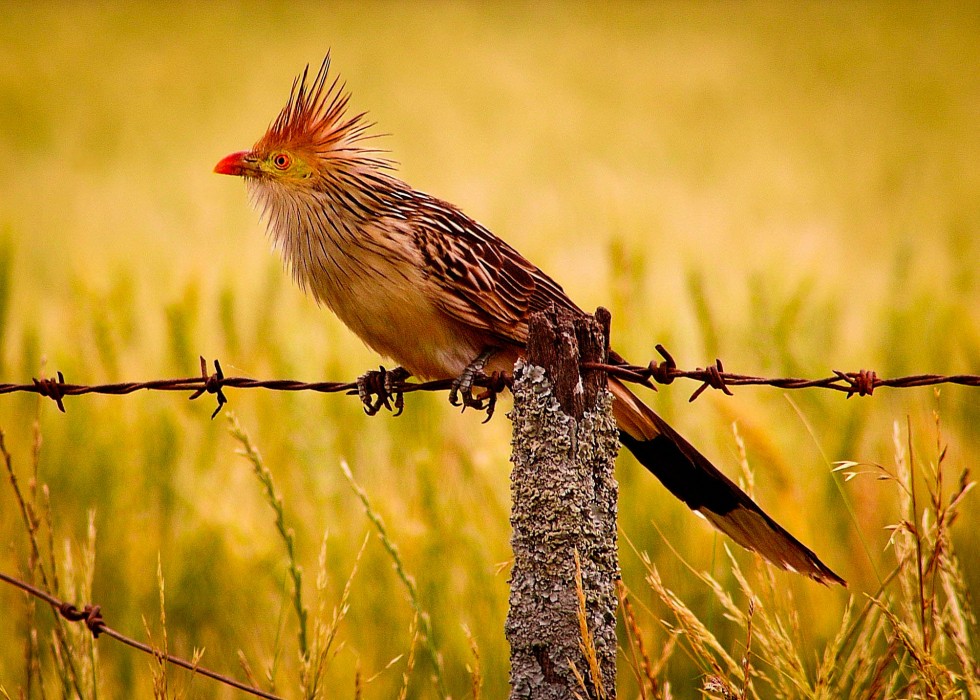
[214,53,386,193]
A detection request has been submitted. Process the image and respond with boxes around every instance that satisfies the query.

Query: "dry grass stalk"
[618,579,675,700]
[396,613,420,700]
[645,564,740,684]
[739,599,754,700]
[617,581,652,700]
[341,460,448,698]
[228,412,309,660]
[142,554,170,700]
[238,649,260,690]
[571,549,609,700]
[731,422,755,499]
[59,511,99,697]
[3,423,91,699]
[462,624,483,700]
[301,531,368,699]
[637,405,978,698]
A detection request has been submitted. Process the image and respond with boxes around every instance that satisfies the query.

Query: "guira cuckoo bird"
[215,55,844,587]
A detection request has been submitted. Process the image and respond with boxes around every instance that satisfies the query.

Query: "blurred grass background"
[0,2,977,697]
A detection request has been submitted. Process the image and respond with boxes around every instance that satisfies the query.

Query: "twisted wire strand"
[2,350,976,417]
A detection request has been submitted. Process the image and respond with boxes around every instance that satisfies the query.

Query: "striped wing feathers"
[406,195,578,342]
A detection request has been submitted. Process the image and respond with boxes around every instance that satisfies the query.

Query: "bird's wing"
[406,194,580,344]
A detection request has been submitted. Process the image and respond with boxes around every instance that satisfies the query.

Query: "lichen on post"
[506,306,619,699]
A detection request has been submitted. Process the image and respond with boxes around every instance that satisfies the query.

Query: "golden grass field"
[1,3,978,698]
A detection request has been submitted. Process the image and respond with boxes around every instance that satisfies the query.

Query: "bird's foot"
[450,350,509,423]
[356,366,412,416]
[449,349,493,409]
[474,371,512,423]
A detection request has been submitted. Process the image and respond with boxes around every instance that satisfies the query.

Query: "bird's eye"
[272,153,291,170]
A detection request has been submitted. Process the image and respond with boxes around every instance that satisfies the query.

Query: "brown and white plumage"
[215,54,845,586]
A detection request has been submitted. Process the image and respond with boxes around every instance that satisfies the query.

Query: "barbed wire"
[0,569,283,700]
[589,344,980,400]
[1,348,977,419]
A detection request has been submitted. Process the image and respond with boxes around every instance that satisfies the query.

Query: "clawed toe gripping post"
[355,366,411,416]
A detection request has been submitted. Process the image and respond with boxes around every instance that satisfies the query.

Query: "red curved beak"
[214,151,251,176]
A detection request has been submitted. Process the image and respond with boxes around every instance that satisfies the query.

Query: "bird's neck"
[246,165,409,297]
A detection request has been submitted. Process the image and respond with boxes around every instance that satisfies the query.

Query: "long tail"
[609,376,845,586]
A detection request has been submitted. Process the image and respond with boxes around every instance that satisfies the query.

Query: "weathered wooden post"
[506,306,619,699]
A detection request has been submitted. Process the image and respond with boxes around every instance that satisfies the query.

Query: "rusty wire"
[585,344,980,401]
[1,349,978,418]
[0,569,283,700]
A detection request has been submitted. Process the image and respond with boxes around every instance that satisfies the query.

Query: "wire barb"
[837,369,879,398]
[688,359,734,403]
[188,357,228,418]
[32,371,67,413]
[650,344,678,386]
[58,602,106,638]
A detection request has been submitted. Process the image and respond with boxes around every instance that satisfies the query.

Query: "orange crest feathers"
[256,53,378,158]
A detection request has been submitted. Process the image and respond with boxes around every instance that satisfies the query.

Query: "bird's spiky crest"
[255,53,382,161]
